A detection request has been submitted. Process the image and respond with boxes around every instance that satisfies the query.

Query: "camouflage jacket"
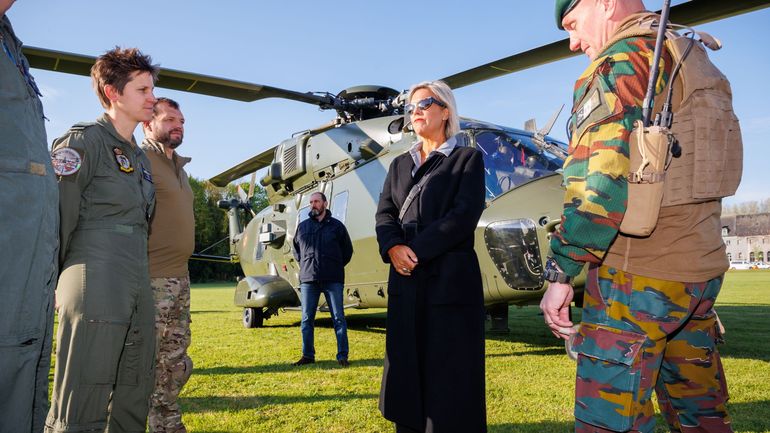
[549,35,672,277]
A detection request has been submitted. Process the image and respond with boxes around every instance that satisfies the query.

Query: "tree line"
[187,176,269,283]
[723,198,770,216]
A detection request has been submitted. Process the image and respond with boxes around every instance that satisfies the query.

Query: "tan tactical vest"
[610,13,743,207]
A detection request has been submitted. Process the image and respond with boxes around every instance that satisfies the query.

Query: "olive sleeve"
[53,130,99,265]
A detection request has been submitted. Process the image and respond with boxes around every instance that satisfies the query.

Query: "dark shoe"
[293,356,315,366]
[337,358,350,367]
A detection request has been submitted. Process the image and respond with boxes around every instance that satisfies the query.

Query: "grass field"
[179,270,770,433]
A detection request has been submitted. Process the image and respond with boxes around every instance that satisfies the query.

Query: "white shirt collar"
[408,134,459,176]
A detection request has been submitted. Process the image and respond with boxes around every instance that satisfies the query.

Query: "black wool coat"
[375,143,487,433]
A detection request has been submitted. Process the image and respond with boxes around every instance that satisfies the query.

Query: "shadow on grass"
[181,399,770,431]
[181,392,378,413]
[486,348,566,358]
[278,311,388,333]
[195,357,384,375]
[489,421,572,433]
[484,400,770,432]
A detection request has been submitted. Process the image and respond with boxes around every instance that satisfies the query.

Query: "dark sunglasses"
[405,97,447,114]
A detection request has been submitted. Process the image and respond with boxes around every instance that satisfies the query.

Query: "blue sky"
[8,1,769,205]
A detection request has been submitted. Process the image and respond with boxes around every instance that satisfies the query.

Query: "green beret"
[555,0,581,30]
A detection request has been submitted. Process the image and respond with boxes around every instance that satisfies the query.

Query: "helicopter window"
[331,190,349,225]
[474,130,564,201]
[298,205,311,225]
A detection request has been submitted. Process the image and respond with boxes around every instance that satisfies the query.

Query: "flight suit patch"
[51,147,82,176]
[113,147,134,173]
[141,166,153,183]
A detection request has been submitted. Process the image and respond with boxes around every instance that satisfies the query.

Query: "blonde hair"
[407,80,460,139]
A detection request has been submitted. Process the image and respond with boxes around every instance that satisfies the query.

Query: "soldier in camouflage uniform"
[141,97,195,433]
[46,48,158,433]
[1,3,58,432]
[541,1,737,432]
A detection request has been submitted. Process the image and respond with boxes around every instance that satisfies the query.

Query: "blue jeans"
[300,282,349,361]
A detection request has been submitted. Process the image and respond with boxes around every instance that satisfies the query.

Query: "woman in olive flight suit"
[46,47,158,433]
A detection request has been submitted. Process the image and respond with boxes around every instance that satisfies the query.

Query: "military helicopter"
[24,0,770,329]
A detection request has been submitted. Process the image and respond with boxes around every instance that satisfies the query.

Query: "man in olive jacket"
[292,192,353,367]
[0,3,58,432]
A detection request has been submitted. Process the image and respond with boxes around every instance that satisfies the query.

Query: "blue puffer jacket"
[292,211,353,283]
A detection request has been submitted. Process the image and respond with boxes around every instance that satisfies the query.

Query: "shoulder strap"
[398,155,445,223]
[70,121,97,132]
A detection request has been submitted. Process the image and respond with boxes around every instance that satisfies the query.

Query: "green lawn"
[180,271,770,432]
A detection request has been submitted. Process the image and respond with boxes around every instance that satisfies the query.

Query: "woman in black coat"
[375,80,487,433]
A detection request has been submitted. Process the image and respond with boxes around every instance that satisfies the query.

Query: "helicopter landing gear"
[486,303,510,334]
[243,307,265,328]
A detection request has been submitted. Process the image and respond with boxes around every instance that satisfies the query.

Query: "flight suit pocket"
[117,326,143,386]
[82,319,129,385]
[573,323,646,432]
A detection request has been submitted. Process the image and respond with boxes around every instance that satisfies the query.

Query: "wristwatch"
[543,257,572,284]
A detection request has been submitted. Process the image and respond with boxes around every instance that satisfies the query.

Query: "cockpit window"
[474,130,565,201]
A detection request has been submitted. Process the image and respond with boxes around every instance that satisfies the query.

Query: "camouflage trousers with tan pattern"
[573,265,731,433]
[149,276,193,433]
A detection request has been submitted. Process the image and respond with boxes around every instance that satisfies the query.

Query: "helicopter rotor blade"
[210,144,276,187]
[539,104,564,137]
[441,0,770,89]
[237,184,248,203]
[22,46,332,106]
[248,172,256,199]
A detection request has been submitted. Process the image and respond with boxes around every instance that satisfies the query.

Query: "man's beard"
[158,130,183,148]
[309,208,323,217]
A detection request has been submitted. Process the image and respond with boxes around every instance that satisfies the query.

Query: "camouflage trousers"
[149,276,193,433]
[573,265,731,433]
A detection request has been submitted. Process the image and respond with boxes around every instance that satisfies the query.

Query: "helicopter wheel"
[243,307,265,328]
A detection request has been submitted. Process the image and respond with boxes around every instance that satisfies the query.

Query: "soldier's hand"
[388,245,418,276]
[540,282,574,340]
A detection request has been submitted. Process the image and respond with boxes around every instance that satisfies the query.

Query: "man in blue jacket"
[292,192,354,367]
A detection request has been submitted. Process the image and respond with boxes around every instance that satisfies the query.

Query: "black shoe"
[338,358,350,367]
[293,356,315,366]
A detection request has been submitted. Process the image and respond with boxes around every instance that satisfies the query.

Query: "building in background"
[722,213,770,264]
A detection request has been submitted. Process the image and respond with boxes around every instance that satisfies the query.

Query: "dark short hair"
[153,97,180,115]
[310,191,328,202]
[91,47,159,109]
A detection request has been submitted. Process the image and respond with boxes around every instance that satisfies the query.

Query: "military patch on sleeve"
[51,148,82,176]
[573,76,617,141]
[141,166,153,183]
[575,88,603,128]
[113,147,134,173]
